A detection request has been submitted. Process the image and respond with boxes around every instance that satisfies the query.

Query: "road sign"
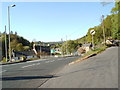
[90,29,95,35]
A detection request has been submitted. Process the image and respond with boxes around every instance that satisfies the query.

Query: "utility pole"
[66,35,67,55]
[102,15,106,46]
[5,25,8,62]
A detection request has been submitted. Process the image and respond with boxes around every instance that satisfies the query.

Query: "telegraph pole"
[102,15,106,46]
[66,35,67,55]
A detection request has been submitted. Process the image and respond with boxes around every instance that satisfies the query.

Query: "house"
[33,44,50,56]
[51,48,62,55]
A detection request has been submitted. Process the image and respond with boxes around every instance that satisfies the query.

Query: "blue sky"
[1,2,114,42]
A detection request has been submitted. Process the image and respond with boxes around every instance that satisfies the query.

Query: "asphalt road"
[40,47,118,88]
[1,56,79,88]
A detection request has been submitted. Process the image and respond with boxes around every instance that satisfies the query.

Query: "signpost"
[90,29,95,50]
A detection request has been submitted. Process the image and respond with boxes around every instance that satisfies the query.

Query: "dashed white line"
[21,63,41,68]
[36,63,41,65]
[45,60,55,63]
[58,58,62,60]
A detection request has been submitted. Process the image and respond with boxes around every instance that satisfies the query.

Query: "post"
[92,35,94,50]
[90,29,95,50]
[8,6,12,62]
[5,25,8,62]
[40,44,41,58]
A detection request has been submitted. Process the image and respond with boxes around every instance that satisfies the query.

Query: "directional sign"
[90,29,95,35]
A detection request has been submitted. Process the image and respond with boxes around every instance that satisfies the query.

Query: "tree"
[1,33,31,58]
[16,43,24,51]
[15,31,17,35]
[23,46,30,51]
[61,40,78,55]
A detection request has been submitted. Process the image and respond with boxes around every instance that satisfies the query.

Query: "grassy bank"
[82,46,107,58]
[69,46,108,65]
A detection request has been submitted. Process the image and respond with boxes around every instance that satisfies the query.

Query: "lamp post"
[8,4,16,62]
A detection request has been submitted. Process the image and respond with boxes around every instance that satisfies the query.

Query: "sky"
[1,2,115,42]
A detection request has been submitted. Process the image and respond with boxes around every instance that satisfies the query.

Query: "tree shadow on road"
[1,75,58,81]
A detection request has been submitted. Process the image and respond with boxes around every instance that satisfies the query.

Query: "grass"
[0,57,7,63]
[27,57,40,61]
[75,46,108,63]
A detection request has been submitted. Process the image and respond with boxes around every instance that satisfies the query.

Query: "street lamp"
[8,4,16,62]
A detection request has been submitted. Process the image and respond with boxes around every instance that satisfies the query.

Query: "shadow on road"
[4,69,46,72]
[1,75,58,81]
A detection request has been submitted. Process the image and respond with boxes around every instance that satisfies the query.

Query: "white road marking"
[22,64,35,68]
[3,59,48,67]
[58,58,63,60]
[0,70,7,73]
[21,63,41,68]
[45,60,55,63]
[36,63,41,65]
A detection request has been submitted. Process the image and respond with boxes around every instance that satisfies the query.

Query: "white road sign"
[90,29,95,35]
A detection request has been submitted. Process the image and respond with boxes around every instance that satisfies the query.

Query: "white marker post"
[90,29,95,50]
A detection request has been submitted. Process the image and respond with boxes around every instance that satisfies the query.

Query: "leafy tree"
[2,33,31,58]
[15,31,17,35]
[61,40,78,55]
[16,43,24,51]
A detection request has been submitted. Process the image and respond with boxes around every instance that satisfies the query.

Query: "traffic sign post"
[90,29,95,50]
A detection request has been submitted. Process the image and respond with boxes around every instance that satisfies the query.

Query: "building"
[33,44,50,56]
[51,48,62,55]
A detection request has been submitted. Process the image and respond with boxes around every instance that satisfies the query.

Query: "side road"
[40,47,118,88]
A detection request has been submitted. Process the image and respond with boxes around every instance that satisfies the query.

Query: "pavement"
[40,47,118,88]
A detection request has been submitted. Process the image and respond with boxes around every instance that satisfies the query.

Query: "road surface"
[40,47,118,88]
[1,56,79,88]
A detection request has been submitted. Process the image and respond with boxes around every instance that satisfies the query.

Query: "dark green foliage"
[2,33,30,57]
